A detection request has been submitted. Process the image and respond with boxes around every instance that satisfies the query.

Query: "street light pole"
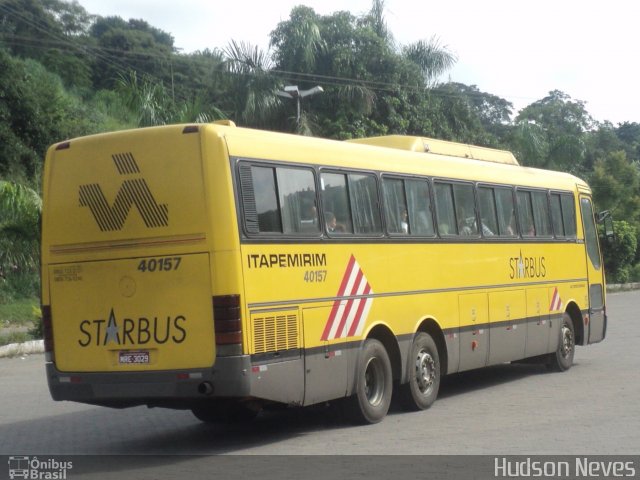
[276,85,324,124]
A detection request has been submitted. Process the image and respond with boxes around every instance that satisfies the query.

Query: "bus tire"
[346,338,392,424]
[399,332,440,411]
[547,312,575,372]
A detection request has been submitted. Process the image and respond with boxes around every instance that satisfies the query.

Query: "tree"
[590,150,640,224]
[0,0,93,88]
[269,2,457,139]
[222,40,283,128]
[515,90,594,174]
[601,220,637,283]
[89,16,175,90]
[0,50,90,182]
[0,181,41,275]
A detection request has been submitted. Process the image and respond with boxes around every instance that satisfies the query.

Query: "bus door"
[579,195,606,343]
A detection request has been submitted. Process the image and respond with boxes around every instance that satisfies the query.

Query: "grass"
[0,296,40,326]
[0,296,41,346]
[0,331,31,347]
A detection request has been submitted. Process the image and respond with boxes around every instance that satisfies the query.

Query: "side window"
[251,166,281,233]
[561,195,577,238]
[478,187,498,236]
[454,183,478,236]
[435,181,477,236]
[581,197,601,269]
[276,168,319,234]
[406,179,435,236]
[517,190,535,237]
[382,178,408,234]
[550,193,565,237]
[495,187,517,237]
[531,191,552,237]
[349,173,382,234]
[435,182,456,235]
[320,172,353,233]
[243,164,319,235]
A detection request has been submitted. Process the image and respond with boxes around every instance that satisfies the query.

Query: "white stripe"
[340,276,368,338]
[355,293,374,336]
[327,261,361,340]
[327,300,348,340]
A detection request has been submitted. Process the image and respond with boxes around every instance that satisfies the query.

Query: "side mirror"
[597,210,614,243]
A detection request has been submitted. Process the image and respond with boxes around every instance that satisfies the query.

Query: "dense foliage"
[1,0,640,289]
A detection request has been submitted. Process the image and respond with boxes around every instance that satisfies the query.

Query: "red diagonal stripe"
[334,268,364,338]
[348,283,371,337]
[320,255,356,341]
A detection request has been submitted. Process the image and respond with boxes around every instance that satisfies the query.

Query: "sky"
[75,0,640,125]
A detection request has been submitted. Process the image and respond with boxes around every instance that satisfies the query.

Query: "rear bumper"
[46,355,252,407]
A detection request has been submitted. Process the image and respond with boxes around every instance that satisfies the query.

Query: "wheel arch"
[565,300,584,345]
[366,323,402,383]
[416,317,448,378]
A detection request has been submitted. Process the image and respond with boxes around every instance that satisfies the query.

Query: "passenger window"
[454,183,478,236]
[276,167,319,234]
[243,164,319,235]
[517,191,535,237]
[532,191,552,236]
[321,173,353,233]
[383,178,408,234]
[349,173,382,234]
[435,182,456,235]
[406,179,434,236]
[478,187,498,236]
[251,166,282,233]
[550,193,565,237]
[435,181,477,236]
[495,187,517,237]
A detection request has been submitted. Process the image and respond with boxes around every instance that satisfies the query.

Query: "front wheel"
[547,313,575,372]
[399,332,440,411]
[345,338,393,424]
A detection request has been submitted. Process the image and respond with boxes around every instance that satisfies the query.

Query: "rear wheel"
[345,338,392,424]
[399,332,440,411]
[547,312,575,372]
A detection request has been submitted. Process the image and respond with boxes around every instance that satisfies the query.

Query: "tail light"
[42,305,55,361]
[213,295,242,356]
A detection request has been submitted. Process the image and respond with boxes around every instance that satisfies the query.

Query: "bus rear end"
[41,124,241,408]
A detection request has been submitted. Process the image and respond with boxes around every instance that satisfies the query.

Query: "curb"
[607,283,640,292]
[0,339,44,358]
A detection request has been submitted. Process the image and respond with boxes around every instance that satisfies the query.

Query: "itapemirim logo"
[79,152,168,232]
[8,456,73,479]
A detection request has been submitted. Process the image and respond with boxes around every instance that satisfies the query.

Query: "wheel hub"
[415,350,435,394]
[560,325,574,358]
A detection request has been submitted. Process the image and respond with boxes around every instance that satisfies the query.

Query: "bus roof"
[206,123,588,193]
[346,135,520,166]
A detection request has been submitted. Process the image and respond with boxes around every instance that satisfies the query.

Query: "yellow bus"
[41,122,607,424]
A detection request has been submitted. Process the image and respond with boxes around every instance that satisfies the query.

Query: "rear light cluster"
[213,295,242,356]
[41,305,54,360]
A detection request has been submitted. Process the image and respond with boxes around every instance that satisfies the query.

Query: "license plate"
[118,350,150,364]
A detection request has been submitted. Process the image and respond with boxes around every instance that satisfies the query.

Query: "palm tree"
[222,40,282,127]
[402,36,457,87]
[0,181,41,275]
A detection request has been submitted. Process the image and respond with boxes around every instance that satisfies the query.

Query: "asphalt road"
[0,290,638,477]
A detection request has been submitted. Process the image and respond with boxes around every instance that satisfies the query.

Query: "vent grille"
[252,313,299,354]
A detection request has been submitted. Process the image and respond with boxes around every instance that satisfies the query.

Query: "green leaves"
[0,181,41,274]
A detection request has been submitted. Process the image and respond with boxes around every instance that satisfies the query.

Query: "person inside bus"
[400,208,409,233]
[325,211,345,233]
